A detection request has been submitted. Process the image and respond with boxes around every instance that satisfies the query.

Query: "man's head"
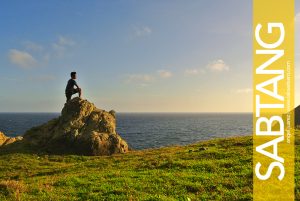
[70,72,77,79]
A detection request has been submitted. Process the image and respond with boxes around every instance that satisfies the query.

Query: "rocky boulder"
[2,98,129,156]
[0,131,23,146]
[0,132,7,146]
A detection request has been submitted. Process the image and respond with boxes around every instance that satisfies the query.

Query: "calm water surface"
[0,113,252,150]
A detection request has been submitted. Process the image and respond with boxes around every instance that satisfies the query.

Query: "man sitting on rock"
[65,72,82,102]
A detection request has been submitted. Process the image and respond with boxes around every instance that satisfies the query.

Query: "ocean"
[0,113,252,150]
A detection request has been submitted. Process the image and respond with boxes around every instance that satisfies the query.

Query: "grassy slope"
[0,136,252,201]
[0,134,297,201]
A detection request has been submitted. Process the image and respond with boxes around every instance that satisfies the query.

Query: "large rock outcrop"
[294,105,300,128]
[0,131,23,146]
[1,98,129,155]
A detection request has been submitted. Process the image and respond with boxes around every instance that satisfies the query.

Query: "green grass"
[0,134,297,200]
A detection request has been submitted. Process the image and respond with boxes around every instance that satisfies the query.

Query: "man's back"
[65,79,77,93]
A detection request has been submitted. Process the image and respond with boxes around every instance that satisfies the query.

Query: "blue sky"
[0,1,299,112]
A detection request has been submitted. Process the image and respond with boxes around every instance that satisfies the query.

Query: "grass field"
[0,135,297,200]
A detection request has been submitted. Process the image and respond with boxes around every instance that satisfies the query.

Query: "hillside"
[1,136,253,200]
[1,101,300,200]
[1,133,300,200]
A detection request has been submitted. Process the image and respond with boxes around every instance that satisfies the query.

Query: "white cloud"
[134,26,152,37]
[157,70,172,78]
[52,44,65,57]
[125,69,172,86]
[184,68,206,76]
[207,59,229,72]
[8,36,76,68]
[234,88,252,94]
[8,49,37,69]
[57,36,76,46]
[52,35,75,57]
[125,74,155,83]
[23,41,43,52]
[185,69,198,75]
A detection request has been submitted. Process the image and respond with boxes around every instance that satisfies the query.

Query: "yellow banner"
[253,0,294,200]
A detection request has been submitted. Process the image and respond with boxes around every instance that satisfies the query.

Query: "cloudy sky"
[0,1,299,112]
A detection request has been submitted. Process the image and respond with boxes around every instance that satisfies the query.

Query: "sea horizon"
[0,111,253,114]
[0,112,252,150]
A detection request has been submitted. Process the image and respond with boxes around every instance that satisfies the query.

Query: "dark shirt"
[65,79,77,93]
